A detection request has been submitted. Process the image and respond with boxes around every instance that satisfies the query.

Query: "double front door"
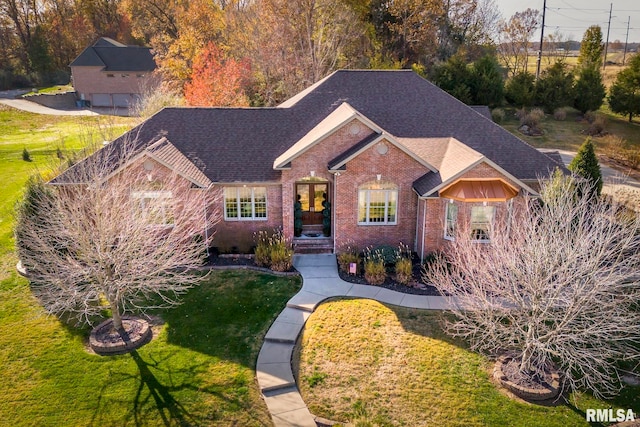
[296,183,328,225]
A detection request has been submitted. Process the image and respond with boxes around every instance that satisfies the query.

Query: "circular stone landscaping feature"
[90,317,151,355]
[493,354,561,401]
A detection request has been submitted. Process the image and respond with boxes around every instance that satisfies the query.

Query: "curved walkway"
[256,253,453,427]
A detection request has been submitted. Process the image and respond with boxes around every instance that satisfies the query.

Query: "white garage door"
[113,94,132,108]
[92,94,111,107]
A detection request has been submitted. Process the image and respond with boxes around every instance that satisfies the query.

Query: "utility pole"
[603,3,612,69]
[623,16,630,65]
[536,0,547,80]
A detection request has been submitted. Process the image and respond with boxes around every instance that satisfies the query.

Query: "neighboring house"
[52,70,563,258]
[69,37,156,108]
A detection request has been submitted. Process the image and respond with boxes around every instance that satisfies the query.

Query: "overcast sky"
[493,0,640,43]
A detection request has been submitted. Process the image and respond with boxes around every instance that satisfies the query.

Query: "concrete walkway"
[256,253,453,427]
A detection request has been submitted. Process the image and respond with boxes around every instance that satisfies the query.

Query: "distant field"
[502,50,633,88]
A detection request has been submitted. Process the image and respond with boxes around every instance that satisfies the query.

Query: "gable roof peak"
[94,37,126,47]
[273,101,382,169]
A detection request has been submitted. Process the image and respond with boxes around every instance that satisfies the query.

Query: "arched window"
[358,182,398,225]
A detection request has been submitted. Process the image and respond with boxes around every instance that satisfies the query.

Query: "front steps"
[293,237,333,254]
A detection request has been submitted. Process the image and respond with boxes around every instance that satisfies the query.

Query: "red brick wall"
[210,184,283,252]
[418,161,528,259]
[280,119,372,242]
[333,137,428,252]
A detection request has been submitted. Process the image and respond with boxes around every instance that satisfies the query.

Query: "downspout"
[204,187,210,259]
[414,193,420,253]
[421,198,426,262]
[333,172,339,253]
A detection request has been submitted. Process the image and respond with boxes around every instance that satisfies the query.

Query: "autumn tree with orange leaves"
[184,42,250,107]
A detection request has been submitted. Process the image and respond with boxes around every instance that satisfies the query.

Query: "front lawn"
[0,270,300,426]
[0,105,301,426]
[294,299,640,426]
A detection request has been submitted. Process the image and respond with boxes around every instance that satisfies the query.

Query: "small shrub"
[584,110,597,123]
[530,108,545,122]
[22,148,32,162]
[553,108,567,121]
[491,108,505,123]
[363,247,386,285]
[394,243,413,285]
[586,114,607,136]
[337,240,360,274]
[254,230,271,267]
[268,228,293,272]
[519,108,544,129]
[515,107,527,120]
[370,245,397,265]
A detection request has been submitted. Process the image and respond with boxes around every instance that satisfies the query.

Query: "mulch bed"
[206,254,298,274]
[337,259,441,296]
[207,254,441,296]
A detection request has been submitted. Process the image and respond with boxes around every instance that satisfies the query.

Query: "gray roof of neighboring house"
[53,70,564,186]
[69,37,156,72]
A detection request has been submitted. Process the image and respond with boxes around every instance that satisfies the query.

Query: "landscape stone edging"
[492,354,561,401]
[207,264,300,277]
[89,317,151,355]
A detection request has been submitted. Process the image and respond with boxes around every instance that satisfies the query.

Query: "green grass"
[21,85,74,96]
[0,104,302,426]
[498,107,640,152]
[0,104,135,258]
[294,299,640,427]
[0,270,300,426]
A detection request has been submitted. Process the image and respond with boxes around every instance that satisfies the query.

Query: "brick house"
[53,70,563,259]
[70,37,156,108]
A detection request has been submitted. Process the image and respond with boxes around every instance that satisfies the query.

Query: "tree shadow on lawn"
[160,272,301,366]
[91,349,254,427]
[392,304,640,418]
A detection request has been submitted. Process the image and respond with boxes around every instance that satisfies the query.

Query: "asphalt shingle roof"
[53,70,564,185]
[70,37,156,72]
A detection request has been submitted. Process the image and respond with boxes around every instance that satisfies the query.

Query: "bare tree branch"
[15,137,220,331]
[425,175,640,398]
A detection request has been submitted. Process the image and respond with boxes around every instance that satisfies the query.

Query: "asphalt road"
[540,149,640,194]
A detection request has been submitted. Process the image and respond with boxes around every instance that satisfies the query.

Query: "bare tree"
[130,71,185,118]
[496,8,539,77]
[424,174,640,398]
[15,137,218,332]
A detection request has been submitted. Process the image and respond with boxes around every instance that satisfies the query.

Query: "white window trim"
[470,205,495,243]
[131,190,174,226]
[444,201,457,241]
[357,188,398,225]
[224,187,268,221]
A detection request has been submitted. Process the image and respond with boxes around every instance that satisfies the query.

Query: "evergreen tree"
[608,54,640,122]
[535,61,575,113]
[469,54,504,107]
[505,71,535,107]
[569,137,602,197]
[574,65,606,114]
[577,25,604,67]
[431,55,473,104]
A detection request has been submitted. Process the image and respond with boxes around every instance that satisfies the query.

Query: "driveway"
[0,89,130,116]
[540,149,640,194]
